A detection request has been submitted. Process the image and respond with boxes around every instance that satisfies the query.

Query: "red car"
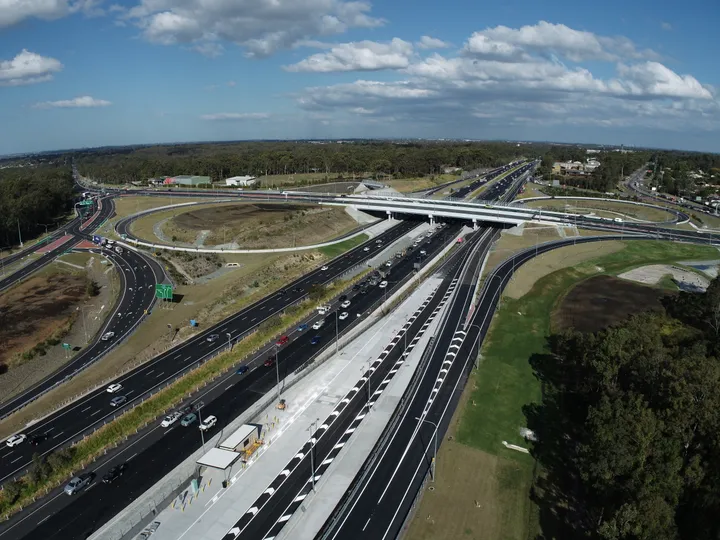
[276,335,289,346]
[264,356,276,367]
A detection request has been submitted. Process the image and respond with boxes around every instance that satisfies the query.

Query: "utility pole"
[17,219,23,247]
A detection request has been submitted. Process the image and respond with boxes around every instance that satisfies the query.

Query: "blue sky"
[1,0,718,155]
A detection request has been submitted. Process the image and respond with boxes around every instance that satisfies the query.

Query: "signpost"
[155,284,173,308]
[62,342,71,359]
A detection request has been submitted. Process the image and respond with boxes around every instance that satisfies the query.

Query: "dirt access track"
[0,273,87,369]
[164,202,357,248]
[553,275,672,333]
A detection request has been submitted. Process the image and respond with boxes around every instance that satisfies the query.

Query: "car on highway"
[236,365,249,375]
[199,415,217,431]
[264,356,276,367]
[101,331,115,341]
[30,434,47,446]
[420,250,427,256]
[385,261,392,267]
[379,281,388,289]
[180,413,197,427]
[276,335,289,346]
[339,312,349,320]
[106,383,123,393]
[320,266,329,271]
[161,411,182,427]
[311,335,322,345]
[297,323,308,332]
[339,295,347,302]
[110,396,127,407]
[312,319,325,330]
[5,434,26,448]
[103,464,127,484]
[206,334,219,343]
[340,300,351,309]
[363,246,370,252]
[64,473,94,495]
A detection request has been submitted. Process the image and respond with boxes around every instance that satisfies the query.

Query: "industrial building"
[225,175,257,187]
[164,175,211,186]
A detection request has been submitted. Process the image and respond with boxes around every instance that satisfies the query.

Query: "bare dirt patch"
[162,203,357,248]
[552,275,671,333]
[618,264,710,291]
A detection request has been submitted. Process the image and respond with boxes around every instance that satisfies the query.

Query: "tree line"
[73,141,532,184]
[0,165,75,247]
[527,278,720,539]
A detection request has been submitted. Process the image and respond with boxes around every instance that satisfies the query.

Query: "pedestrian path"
[121,275,444,540]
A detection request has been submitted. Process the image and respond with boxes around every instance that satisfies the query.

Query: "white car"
[199,415,217,431]
[106,383,123,393]
[379,281,388,289]
[339,312,349,320]
[5,434,26,448]
[101,331,115,341]
[340,300,351,309]
[385,261,392,267]
[161,411,182,428]
[320,266,329,271]
[363,247,370,252]
[312,319,325,330]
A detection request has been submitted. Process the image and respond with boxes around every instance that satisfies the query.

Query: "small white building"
[225,175,257,187]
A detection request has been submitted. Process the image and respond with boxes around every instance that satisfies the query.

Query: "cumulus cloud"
[124,0,384,57]
[0,0,105,27]
[296,21,717,135]
[285,38,414,72]
[661,22,672,31]
[200,112,269,120]
[0,49,63,86]
[33,96,112,108]
[416,36,450,49]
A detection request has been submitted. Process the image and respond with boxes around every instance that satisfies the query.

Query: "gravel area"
[618,264,711,291]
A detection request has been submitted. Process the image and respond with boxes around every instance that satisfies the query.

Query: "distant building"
[164,175,211,186]
[225,175,257,187]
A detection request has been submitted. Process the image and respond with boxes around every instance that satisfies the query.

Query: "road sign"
[155,284,173,300]
[62,343,71,350]
[93,235,102,244]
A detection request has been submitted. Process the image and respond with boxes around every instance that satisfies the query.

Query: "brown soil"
[552,275,672,333]
[0,273,87,367]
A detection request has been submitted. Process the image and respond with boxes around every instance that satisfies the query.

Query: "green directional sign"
[62,343,71,350]
[79,200,93,206]
[155,284,173,300]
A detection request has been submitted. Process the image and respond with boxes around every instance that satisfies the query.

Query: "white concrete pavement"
[124,274,445,540]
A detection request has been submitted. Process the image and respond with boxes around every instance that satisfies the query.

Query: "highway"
[0,221,461,540]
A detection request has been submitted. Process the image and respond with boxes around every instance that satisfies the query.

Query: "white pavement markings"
[138,275,444,540]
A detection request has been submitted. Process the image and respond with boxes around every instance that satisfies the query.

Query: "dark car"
[264,356,276,367]
[236,365,249,375]
[277,289,286,296]
[178,404,193,416]
[30,434,47,446]
[339,295,347,302]
[311,335,321,345]
[102,464,127,484]
[352,284,361,291]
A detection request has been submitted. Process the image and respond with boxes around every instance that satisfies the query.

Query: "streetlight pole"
[335,310,339,354]
[275,344,281,400]
[226,332,232,350]
[308,418,320,491]
[416,417,438,482]
[17,219,23,248]
[198,406,206,454]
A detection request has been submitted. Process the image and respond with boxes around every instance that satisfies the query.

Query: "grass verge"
[0,271,367,520]
[318,234,368,257]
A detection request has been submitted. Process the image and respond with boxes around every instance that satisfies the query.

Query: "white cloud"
[125,0,384,57]
[416,36,450,49]
[200,112,270,120]
[0,0,105,27]
[33,96,112,108]
[0,49,63,86]
[286,38,413,72]
[296,22,717,136]
[227,80,236,87]
[661,22,672,31]
[193,42,225,58]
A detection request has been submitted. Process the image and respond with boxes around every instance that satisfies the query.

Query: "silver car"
[64,473,93,495]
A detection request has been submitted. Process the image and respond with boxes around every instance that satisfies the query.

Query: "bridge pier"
[472,218,478,231]
[386,210,394,221]
[428,214,434,226]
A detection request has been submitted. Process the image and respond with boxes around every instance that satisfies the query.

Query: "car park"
[340,300,351,309]
[101,331,115,341]
[199,415,217,431]
[276,335,289,346]
[206,334,219,342]
[312,319,325,330]
[236,365,249,375]
[64,473,94,495]
[379,281,388,289]
[5,434,26,447]
[311,335,321,345]
[110,396,127,407]
[161,411,182,427]
[297,323,308,332]
[106,383,123,393]
[103,464,127,484]
[180,413,197,427]
[339,312,349,320]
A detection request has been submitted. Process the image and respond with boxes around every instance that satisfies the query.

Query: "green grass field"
[318,233,369,257]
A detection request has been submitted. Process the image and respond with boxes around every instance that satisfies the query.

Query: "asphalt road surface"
[0,222,461,540]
